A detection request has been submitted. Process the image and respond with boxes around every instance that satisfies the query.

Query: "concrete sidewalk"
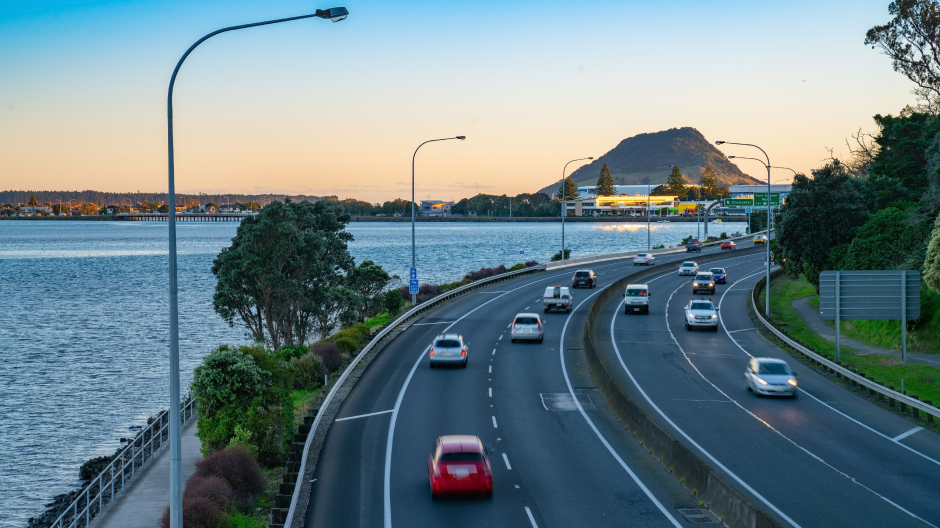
[792,296,940,368]
[92,416,203,528]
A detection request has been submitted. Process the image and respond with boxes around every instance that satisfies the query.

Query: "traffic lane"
[662,266,937,526]
[603,258,928,528]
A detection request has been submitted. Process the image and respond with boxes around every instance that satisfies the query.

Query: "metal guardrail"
[282,263,551,527]
[751,271,940,420]
[544,230,767,271]
[51,394,198,528]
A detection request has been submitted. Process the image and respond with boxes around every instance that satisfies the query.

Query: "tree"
[212,199,354,349]
[866,1,940,113]
[841,207,926,271]
[662,165,687,196]
[868,111,940,195]
[699,168,729,199]
[558,177,580,201]
[776,161,869,288]
[205,202,218,212]
[28,195,38,207]
[925,213,940,294]
[595,163,616,196]
[347,260,390,321]
[158,204,170,213]
[79,202,99,216]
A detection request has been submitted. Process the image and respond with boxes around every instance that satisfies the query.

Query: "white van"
[543,286,573,313]
[624,284,650,314]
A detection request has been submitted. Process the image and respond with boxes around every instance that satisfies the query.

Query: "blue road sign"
[409,268,417,280]
[409,279,419,294]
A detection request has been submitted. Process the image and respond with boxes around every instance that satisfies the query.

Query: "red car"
[428,435,493,497]
[720,241,736,250]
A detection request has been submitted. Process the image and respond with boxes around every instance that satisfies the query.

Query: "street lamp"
[718,141,772,318]
[728,156,795,231]
[560,157,593,265]
[411,136,466,305]
[645,164,671,250]
[164,8,348,528]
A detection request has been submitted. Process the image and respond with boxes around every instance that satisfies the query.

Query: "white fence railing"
[50,394,198,528]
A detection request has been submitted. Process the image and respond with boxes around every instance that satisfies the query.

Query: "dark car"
[720,241,736,250]
[709,267,727,284]
[572,269,597,288]
[685,240,703,253]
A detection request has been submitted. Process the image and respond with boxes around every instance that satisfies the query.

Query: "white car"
[543,286,573,313]
[624,284,650,314]
[684,299,719,331]
[746,358,797,397]
[511,313,544,343]
[429,334,469,368]
[633,253,656,266]
[678,261,699,276]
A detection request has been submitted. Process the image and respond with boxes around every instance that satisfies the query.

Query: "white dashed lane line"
[489,387,492,397]
[502,453,512,470]
[492,416,498,428]
[489,365,492,373]
[525,507,539,527]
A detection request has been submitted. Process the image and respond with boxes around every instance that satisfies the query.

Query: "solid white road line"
[335,409,394,422]
[718,274,940,469]
[502,453,512,470]
[725,328,753,333]
[492,416,498,428]
[410,321,456,326]
[560,288,684,528]
[893,427,925,442]
[524,506,539,528]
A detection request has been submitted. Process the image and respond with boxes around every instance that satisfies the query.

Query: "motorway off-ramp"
[304,243,940,527]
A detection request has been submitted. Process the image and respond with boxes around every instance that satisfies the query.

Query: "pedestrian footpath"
[91,416,203,528]
[792,296,940,368]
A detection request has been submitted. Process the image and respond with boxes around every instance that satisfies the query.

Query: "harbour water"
[0,219,744,526]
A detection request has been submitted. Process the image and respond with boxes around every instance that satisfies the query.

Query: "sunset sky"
[0,0,916,203]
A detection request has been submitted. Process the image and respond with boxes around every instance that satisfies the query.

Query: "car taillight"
[537,320,541,329]
[461,348,466,356]
[429,348,435,356]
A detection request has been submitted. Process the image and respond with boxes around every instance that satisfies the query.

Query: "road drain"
[676,507,720,523]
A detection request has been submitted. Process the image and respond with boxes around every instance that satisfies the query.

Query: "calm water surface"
[0,219,743,526]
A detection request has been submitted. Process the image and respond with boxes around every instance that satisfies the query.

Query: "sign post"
[409,267,418,299]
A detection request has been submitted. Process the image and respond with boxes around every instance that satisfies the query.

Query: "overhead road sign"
[753,193,781,206]
[819,270,920,362]
[725,198,753,206]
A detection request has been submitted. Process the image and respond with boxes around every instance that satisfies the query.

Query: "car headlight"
[709,283,714,286]
[693,282,699,286]
[787,379,797,387]
[757,378,768,385]
[710,314,717,319]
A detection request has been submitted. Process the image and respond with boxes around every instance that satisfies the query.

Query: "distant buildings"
[419,200,454,217]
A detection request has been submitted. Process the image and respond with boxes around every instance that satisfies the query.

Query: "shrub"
[336,324,369,343]
[398,283,442,304]
[550,248,571,262]
[272,344,309,363]
[333,336,359,355]
[160,496,229,528]
[383,289,404,315]
[195,445,266,513]
[291,353,326,390]
[310,342,342,372]
[192,347,270,410]
[719,232,728,239]
[244,402,290,467]
[464,264,506,281]
[183,475,236,510]
[524,260,539,267]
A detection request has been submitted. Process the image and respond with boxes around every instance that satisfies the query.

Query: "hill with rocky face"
[539,127,762,195]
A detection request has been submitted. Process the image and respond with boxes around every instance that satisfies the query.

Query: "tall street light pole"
[560,157,593,265]
[728,156,796,232]
[645,164,671,250]
[411,136,466,306]
[719,141,772,318]
[164,8,348,528]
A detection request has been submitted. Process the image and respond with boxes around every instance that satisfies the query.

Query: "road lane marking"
[525,507,538,527]
[502,453,512,469]
[489,365,492,373]
[718,274,940,469]
[335,409,394,422]
[893,427,924,442]
[489,387,492,397]
[492,416,498,428]
[410,321,456,326]
[499,335,503,340]
[560,288,684,528]
[726,328,753,333]
[492,349,496,355]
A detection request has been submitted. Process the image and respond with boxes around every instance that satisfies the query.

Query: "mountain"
[538,127,762,195]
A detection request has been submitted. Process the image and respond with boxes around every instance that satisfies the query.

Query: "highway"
[303,240,940,528]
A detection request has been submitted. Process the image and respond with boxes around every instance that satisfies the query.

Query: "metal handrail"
[751,272,940,419]
[51,394,198,528]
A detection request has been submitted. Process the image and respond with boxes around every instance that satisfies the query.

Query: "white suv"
[624,284,650,314]
[685,299,719,331]
[678,261,699,276]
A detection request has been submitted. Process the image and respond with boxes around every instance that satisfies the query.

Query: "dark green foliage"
[212,199,354,349]
[869,112,940,196]
[347,260,390,321]
[925,214,940,294]
[662,165,687,197]
[699,168,730,199]
[332,336,359,355]
[450,192,553,217]
[550,248,572,261]
[859,174,916,212]
[559,178,580,201]
[192,346,270,415]
[776,161,868,288]
[840,208,927,270]
[595,163,617,196]
[271,344,309,363]
[290,353,325,390]
[383,289,404,316]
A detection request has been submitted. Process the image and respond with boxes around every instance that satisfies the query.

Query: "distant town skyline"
[1,0,916,203]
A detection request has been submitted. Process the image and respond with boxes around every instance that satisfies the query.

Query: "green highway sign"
[725,198,753,206]
[754,193,781,206]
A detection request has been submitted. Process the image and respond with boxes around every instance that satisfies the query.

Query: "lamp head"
[715,140,725,145]
[728,155,736,159]
[315,7,349,22]
[588,157,594,160]
[456,136,466,140]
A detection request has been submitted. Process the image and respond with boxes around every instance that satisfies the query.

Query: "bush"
[272,344,309,363]
[464,264,506,281]
[160,496,229,528]
[183,475,236,510]
[383,289,404,315]
[195,445,266,513]
[550,248,571,262]
[310,342,342,372]
[719,232,728,239]
[398,283,443,304]
[291,353,325,390]
[192,347,270,410]
[525,260,539,267]
[336,324,369,343]
[332,336,359,355]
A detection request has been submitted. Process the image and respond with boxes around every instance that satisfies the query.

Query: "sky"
[0,0,918,203]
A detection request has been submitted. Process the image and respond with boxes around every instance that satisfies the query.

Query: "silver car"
[684,299,719,331]
[633,253,656,266]
[511,313,544,343]
[678,261,699,276]
[429,334,468,368]
[745,357,797,397]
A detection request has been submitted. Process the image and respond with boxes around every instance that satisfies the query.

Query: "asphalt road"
[305,242,752,528]
[594,254,940,527]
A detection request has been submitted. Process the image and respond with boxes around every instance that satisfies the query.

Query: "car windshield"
[682,262,696,267]
[759,362,791,375]
[515,317,538,325]
[575,272,590,278]
[439,452,484,462]
[695,274,712,281]
[637,254,649,258]
[710,268,724,274]
[690,302,714,310]
[626,288,647,296]
[435,339,461,348]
